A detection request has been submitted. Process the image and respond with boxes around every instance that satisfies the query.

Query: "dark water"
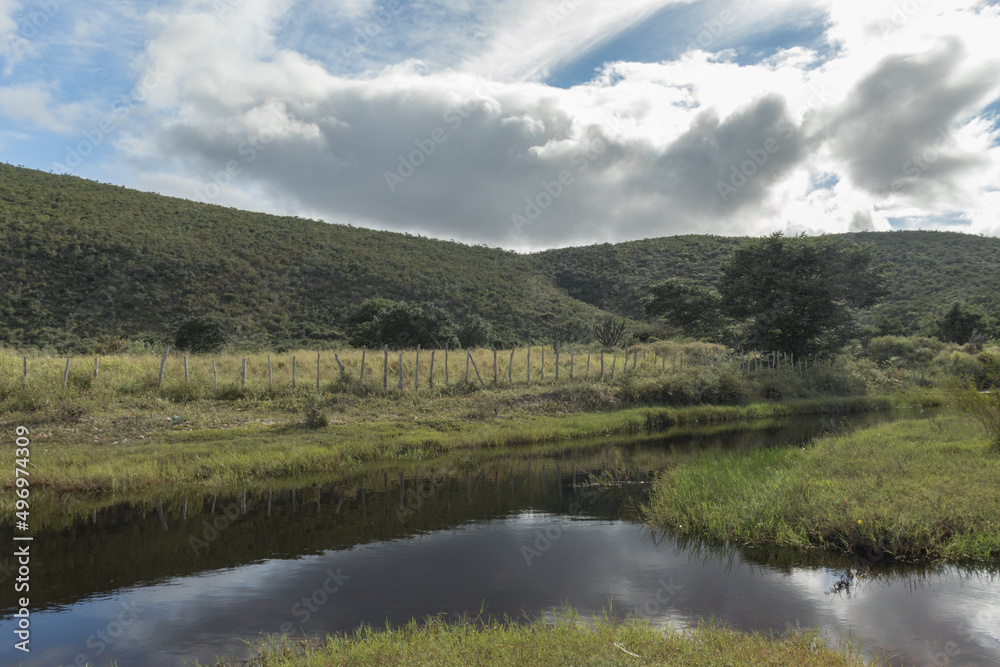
[1,412,999,666]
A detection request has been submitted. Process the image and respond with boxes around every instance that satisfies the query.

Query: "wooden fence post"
[508,348,514,383]
[465,348,470,383]
[360,346,366,385]
[334,353,346,383]
[383,345,389,390]
[569,349,574,380]
[430,349,436,388]
[183,355,188,383]
[158,345,170,387]
[398,350,404,391]
[599,350,604,379]
[445,344,449,386]
[63,357,71,389]
[415,346,420,391]
[22,357,27,385]
[610,347,617,380]
[213,359,218,396]
[468,349,485,387]
[242,357,247,389]
[94,356,99,380]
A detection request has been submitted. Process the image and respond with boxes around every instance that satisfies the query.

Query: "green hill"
[528,231,1000,335]
[0,163,605,351]
[1,162,998,352]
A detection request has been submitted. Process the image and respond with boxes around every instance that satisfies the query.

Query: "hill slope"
[2,163,998,351]
[528,231,1000,333]
[0,164,603,351]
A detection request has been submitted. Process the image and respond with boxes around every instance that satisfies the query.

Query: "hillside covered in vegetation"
[530,231,1000,334]
[1,162,998,352]
[0,163,601,351]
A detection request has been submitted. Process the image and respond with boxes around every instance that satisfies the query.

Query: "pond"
[1,411,998,666]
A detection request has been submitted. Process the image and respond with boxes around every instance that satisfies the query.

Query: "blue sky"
[2,0,999,249]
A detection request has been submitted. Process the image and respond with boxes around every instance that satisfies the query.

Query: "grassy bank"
[1,394,904,501]
[204,613,877,667]
[644,411,1000,563]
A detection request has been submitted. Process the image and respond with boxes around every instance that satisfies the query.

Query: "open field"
[203,611,879,667]
[0,343,952,503]
[644,411,1000,563]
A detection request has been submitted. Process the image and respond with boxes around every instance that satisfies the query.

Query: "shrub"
[956,380,1000,451]
[868,335,945,365]
[175,315,239,353]
[92,335,130,355]
[978,350,1000,390]
[303,399,329,429]
[457,314,494,349]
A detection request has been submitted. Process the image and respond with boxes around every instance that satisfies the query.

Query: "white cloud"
[5,0,1000,248]
[0,0,33,72]
[457,0,689,82]
[0,81,83,132]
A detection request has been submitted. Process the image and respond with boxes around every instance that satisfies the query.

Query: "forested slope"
[0,164,601,350]
[2,162,997,351]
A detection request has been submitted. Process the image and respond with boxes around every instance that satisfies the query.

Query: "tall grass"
[644,412,1000,562]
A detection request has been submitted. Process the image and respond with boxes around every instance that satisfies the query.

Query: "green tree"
[642,277,726,339]
[937,302,992,347]
[345,299,459,349]
[457,314,501,348]
[174,315,239,353]
[718,233,889,356]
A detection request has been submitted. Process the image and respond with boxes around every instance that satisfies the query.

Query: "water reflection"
[1,411,998,667]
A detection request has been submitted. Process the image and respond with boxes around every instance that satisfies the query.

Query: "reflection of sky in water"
[2,514,998,667]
